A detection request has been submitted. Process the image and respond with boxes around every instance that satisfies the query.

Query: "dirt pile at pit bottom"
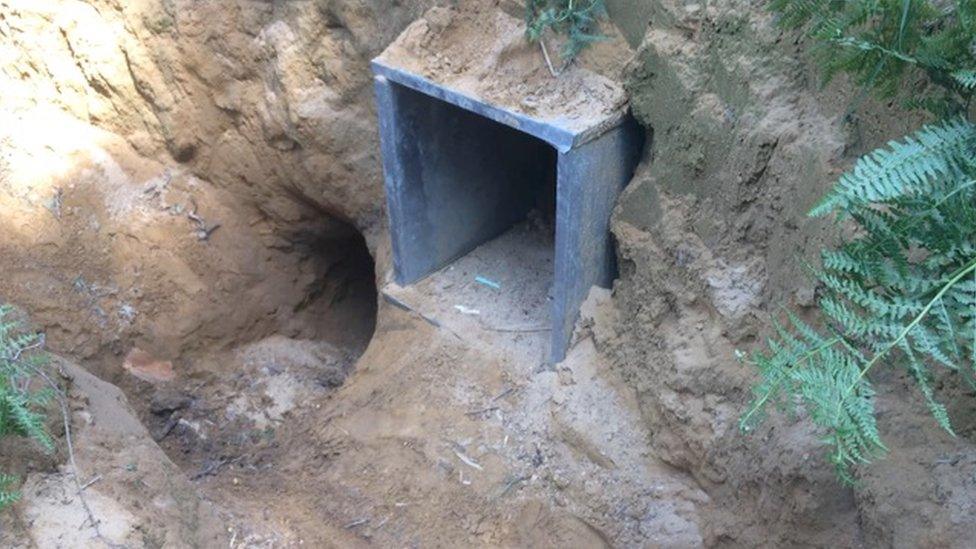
[126,301,708,547]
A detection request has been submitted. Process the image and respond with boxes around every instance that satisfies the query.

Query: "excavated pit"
[138,217,379,484]
[5,2,974,546]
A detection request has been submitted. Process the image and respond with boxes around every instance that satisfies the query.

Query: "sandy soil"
[0,358,228,548]
[130,298,704,547]
[375,5,631,137]
[1,1,975,547]
[384,219,555,364]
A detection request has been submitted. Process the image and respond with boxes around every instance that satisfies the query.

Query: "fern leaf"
[899,339,955,434]
[811,118,976,216]
[0,473,19,510]
[0,305,56,465]
[744,107,976,483]
[747,1,976,484]
[952,70,976,89]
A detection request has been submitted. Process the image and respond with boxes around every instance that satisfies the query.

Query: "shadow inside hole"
[290,222,377,357]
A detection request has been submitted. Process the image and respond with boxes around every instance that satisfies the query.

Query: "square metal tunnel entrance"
[373,61,642,362]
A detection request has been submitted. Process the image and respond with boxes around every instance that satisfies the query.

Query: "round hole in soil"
[141,218,377,478]
[295,221,378,357]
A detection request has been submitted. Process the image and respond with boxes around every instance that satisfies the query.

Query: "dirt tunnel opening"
[294,219,378,357]
[137,215,379,477]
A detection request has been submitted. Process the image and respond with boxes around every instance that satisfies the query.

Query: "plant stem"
[836,256,976,416]
[20,360,125,548]
[740,335,843,428]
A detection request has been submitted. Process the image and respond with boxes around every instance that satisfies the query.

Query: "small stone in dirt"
[150,388,193,415]
[532,447,545,467]
[557,368,575,386]
[152,415,181,442]
[123,347,176,383]
[550,470,570,490]
[315,367,345,389]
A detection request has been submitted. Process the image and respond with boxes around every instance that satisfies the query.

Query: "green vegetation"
[741,0,976,483]
[524,0,606,63]
[770,0,976,112]
[0,305,54,509]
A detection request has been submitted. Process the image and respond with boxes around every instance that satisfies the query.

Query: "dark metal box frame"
[372,60,642,362]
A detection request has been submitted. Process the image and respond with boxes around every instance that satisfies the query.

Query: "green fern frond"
[811,117,976,216]
[742,107,976,482]
[900,338,954,433]
[0,473,19,509]
[952,70,976,89]
[0,305,54,510]
[771,0,976,112]
[525,0,606,62]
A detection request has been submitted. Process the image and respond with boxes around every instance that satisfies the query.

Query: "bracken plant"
[524,0,606,62]
[0,305,54,509]
[741,0,976,483]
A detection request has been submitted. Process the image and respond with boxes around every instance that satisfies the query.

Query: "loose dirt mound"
[376,5,630,135]
[125,301,704,546]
